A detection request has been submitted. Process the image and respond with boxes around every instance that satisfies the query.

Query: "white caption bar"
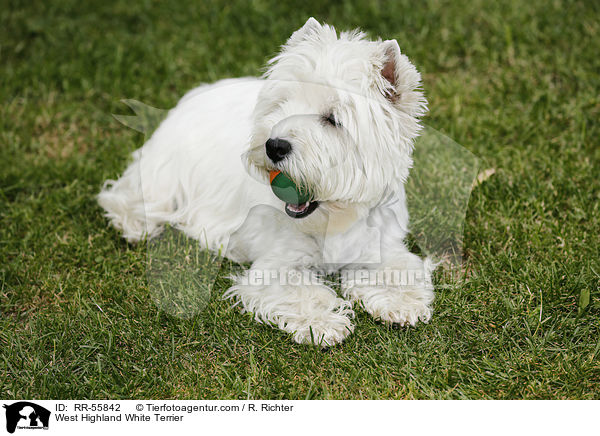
[0,400,596,435]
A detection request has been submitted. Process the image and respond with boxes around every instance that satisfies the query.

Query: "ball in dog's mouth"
[269,170,319,218]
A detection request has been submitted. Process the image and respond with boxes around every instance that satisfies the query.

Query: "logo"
[2,402,50,434]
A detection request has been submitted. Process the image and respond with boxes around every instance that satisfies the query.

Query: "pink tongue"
[287,202,309,213]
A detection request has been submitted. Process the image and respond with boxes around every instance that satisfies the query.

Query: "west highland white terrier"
[98,18,435,346]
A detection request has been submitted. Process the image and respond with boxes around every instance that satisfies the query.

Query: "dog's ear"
[287,17,322,45]
[379,40,427,117]
[381,40,400,89]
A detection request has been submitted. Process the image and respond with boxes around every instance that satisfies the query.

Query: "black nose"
[265,138,292,163]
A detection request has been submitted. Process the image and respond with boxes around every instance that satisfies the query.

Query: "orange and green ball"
[269,170,311,204]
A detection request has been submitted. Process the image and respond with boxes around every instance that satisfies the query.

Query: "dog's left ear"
[378,40,427,117]
[287,17,323,46]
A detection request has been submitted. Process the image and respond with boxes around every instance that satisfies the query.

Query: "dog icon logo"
[2,402,50,434]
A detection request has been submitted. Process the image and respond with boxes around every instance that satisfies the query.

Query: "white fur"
[98,18,434,347]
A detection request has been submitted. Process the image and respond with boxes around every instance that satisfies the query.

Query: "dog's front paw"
[285,295,355,347]
[342,259,435,326]
[351,285,433,326]
[226,277,355,347]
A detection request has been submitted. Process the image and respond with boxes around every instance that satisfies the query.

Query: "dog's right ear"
[287,17,322,45]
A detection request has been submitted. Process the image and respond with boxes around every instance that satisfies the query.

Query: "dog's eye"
[323,113,340,127]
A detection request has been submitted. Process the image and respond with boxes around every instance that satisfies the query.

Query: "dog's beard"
[243,134,392,223]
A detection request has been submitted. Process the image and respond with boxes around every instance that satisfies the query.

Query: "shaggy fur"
[98,18,434,346]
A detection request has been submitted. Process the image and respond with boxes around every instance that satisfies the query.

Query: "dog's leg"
[226,264,354,347]
[98,151,150,242]
[341,199,435,326]
[98,148,179,243]
[224,208,354,347]
[341,251,435,326]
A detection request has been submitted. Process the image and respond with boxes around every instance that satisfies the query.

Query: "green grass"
[1,0,599,399]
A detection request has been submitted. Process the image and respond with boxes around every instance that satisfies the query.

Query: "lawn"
[1,0,599,399]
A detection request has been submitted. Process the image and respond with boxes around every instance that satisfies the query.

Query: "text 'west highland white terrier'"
[98,18,435,347]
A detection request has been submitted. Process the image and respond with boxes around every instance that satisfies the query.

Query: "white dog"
[98,18,435,346]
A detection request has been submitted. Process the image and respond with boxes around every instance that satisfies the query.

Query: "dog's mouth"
[284,201,319,218]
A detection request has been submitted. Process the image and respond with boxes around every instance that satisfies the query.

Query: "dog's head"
[245,18,427,227]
